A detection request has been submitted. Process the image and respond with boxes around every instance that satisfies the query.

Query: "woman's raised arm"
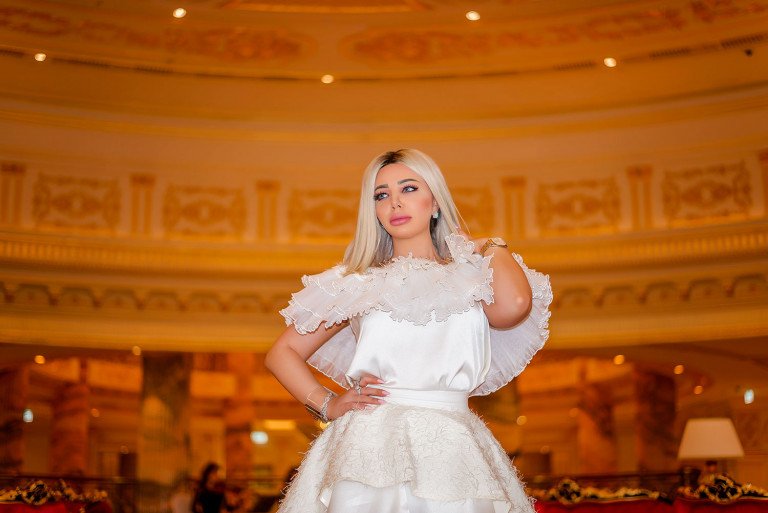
[476,241,532,329]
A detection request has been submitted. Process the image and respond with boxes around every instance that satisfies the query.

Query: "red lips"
[389,215,411,226]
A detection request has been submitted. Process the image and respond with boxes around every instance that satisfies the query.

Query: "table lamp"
[678,417,744,482]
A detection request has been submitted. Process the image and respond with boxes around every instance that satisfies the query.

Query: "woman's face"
[374,163,438,241]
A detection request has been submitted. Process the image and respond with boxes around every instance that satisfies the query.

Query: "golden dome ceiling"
[1,0,767,122]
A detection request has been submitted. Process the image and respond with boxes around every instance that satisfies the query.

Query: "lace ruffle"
[277,405,535,513]
[280,234,552,396]
[280,233,493,334]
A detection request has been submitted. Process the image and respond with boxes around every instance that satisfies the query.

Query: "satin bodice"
[345,304,492,396]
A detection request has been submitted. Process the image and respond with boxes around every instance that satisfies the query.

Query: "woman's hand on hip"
[326,375,388,420]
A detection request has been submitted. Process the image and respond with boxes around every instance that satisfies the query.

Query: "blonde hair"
[343,149,466,274]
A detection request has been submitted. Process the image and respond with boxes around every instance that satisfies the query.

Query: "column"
[0,162,25,226]
[49,375,90,475]
[225,353,255,480]
[501,177,526,240]
[634,370,677,471]
[0,367,29,474]
[130,173,156,236]
[758,149,768,217]
[254,181,280,242]
[138,353,192,511]
[577,368,617,473]
[626,165,653,230]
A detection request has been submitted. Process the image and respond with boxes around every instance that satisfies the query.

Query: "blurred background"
[0,0,767,511]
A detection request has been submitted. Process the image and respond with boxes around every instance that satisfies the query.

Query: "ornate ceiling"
[1,0,767,121]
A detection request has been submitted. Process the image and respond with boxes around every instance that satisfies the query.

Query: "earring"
[432,211,439,219]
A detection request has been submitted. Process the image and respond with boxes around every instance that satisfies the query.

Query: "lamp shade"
[678,417,744,460]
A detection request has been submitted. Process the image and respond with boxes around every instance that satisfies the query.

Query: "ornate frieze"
[163,185,246,239]
[453,187,495,237]
[536,178,621,236]
[661,162,752,226]
[32,173,120,232]
[287,188,357,242]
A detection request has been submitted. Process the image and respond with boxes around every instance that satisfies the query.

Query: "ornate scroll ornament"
[287,189,357,241]
[163,185,246,239]
[661,162,752,226]
[32,174,120,231]
[536,178,621,235]
[453,187,495,236]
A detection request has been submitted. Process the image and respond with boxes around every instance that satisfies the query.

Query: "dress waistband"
[369,386,469,412]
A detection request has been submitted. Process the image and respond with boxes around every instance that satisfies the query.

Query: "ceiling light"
[516,415,527,426]
[694,385,704,395]
[34,355,45,364]
[34,53,46,62]
[91,408,100,418]
[23,409,33,423]
[250,431,269,444]
[674,364,685,375]
[604,57,617,68]
[744,389,754,405]
[173,8,187,19]
[132,346,142,356]
[613,354,625,365]
[321,74,334,84]
[466,11,480,21]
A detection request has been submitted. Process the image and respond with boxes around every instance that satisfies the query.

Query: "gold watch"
[479,237,508,256]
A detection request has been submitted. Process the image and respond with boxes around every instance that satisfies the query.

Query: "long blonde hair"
[343,149,466,274]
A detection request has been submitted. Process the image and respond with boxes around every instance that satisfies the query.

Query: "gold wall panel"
[163,185,246,239]
[661,162,752,226]
[32,173,120,232]
[453,186,495,237]
[536,178,621,236]
[287,189,357,241]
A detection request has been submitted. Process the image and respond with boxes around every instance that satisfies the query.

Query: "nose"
[390,193,401,210]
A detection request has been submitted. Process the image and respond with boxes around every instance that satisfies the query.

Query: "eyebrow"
[374,178,419,191]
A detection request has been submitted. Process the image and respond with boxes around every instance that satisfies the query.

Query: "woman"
[265,149,552,513]
[192,463,225,513]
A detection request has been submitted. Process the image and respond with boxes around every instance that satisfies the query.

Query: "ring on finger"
[354,382,362,395]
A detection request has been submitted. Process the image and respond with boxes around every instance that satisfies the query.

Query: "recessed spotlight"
[132,346,142,356]
[466,11,480,21]
[568,407,579,418]
[744,389,754,405]
[613,354,625,365]
[34,53,47,62]
[91,408,100,418]
[674,364,685,375]
[321,74,334,84]
[516,415,527,426]
[34,355,45,364]
[693,385,704,395]
[540,445,551,454]
[173,8,187,19]
[604,57,617,68]
[23,409,34,423]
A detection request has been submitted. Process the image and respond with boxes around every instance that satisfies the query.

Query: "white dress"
[278,234,553,513]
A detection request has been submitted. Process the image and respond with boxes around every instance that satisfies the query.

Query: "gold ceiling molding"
[344,1,768,65]
[221,0,428,13]
[32,173,120,232]
[3,86,768,141]
[2,272,765,316]
[0,6,310,62]
[163,185,247,240]
[0,219,766,275]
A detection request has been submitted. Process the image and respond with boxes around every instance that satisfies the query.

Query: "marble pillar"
[225,353,255,480]
[634,370,677,471]
[49,379,90,475]
[138,353,192,511]
[577,378,617,473]
[0,367,29,474]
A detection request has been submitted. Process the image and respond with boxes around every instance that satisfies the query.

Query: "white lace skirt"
[277,402,535,513]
